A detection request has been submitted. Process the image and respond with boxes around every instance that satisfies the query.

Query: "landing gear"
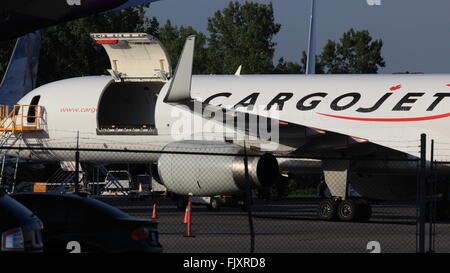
[320,160,372,222]
[317,198,372,222]
[318,199,338,220]
[337,199,359,221]
[206,198,221,211]
[317,181,332,199]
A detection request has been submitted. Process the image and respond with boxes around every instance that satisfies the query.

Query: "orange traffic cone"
[183,198,190,224]
[184,198,195,237]
[151,203,158,219]
[183,207,188,224]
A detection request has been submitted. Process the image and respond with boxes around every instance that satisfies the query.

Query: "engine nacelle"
[156,141,279,196]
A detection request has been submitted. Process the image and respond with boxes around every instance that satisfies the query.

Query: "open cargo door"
[92,33,172,135]
[91,33,172,82]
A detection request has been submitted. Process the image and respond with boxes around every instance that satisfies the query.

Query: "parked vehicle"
[11,193,162,253]
[175,194,246,212]
[0,189,43,253]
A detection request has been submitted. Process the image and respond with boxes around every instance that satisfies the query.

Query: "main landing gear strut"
[317,160,372,222]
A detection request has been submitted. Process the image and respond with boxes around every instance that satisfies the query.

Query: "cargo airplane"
[1,33,450,221]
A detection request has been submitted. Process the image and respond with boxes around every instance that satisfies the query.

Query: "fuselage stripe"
[317,112,450,122]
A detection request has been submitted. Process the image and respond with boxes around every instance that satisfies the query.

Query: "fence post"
[75,131,80,194]
[429,139,435,253]
[12,137,21,193]
[418,133,427,253]
[243,141,255,253]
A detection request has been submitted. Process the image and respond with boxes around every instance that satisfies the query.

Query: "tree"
[207,2,281,74]
[273,51,324,74]
[273,57,303,74]
[278,29,384,74]
[0,40,16,82]
[1,5,386,87]
[299,51,325,74]
[157,20,210,74]
[37,5,159,86]
[318,28,385,74]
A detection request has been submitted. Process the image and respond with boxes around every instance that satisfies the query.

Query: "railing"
[0,105,8,120]
[0,104,43,132]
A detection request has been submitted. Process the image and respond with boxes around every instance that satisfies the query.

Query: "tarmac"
[99,197,450,253]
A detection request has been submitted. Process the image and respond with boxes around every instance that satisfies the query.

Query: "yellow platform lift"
[0,104,43,192]
[0,104,43,134]
[0,105,8,120]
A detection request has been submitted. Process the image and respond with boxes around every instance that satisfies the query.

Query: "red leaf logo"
[389,84,402,91]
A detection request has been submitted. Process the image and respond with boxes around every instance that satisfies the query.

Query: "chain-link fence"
[0,135,445,253]
[427,138,450,253]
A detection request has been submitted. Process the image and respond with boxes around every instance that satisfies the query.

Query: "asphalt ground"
[98,197,450,253]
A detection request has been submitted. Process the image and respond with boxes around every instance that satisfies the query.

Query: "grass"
[282,187,319,199]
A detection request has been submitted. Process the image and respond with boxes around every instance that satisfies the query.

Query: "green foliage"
[0,2,386,88]
[0,40,16,82]
[273,51,325,74]
[37,5,159,86]
[157,20,210,74]
[286,174,321,198]
[318,28,385,74]
[207,1,280,74]
[273,57,303,74]
[300,51,325,74]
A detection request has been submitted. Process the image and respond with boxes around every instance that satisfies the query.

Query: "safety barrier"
[0,104,43,133]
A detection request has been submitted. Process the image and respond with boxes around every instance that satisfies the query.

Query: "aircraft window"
[27,95,40,123]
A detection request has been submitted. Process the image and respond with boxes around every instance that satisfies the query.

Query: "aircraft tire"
[207,198,221,211]
[317,199,339,221]
[337,199,360,221]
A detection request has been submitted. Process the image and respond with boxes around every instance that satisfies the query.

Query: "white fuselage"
[7,73,450,162]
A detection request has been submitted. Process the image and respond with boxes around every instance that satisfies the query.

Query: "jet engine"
[156,141,279,196]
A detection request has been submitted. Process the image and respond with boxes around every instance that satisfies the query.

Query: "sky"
[146,0,450,74]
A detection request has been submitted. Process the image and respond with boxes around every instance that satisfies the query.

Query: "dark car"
[11,193,162,253]
[0,190,43,253]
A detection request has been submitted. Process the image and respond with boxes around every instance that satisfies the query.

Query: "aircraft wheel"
[337,199,360,221]
[207,198,221,211]
[317,199,339,221]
